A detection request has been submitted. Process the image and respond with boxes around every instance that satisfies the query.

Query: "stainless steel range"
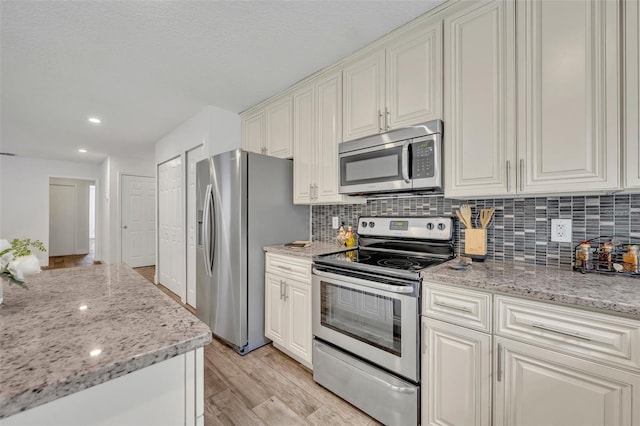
[312,216,454,426]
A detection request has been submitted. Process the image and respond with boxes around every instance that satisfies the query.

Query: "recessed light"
[78,149,87,153]
[79,304,88,311]
[90,349,102,357]
[88,117,101,124]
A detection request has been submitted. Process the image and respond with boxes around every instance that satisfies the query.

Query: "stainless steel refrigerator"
[196,149,310,354]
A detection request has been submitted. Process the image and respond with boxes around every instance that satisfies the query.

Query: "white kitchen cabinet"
[241,95,293,159]
[264,253,312,368]
[517,0,620,194]
[421,282,492,426]
[443,0,517,199]
[422,317,491,426]
[293,69,364,205]
[342,22,443,142]
[494,336,640,426]
[445,0,621,198]
[241,109,264,155]
[625,0,640,189]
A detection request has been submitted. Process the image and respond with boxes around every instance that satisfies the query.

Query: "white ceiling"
[1,0,445,164]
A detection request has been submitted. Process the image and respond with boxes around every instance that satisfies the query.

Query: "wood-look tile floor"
[132,266,380,426]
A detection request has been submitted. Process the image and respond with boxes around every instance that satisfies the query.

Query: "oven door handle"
[312,267,415,294]
[401,141,411,183]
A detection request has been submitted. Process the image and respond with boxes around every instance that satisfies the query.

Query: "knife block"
[464,228,487,260]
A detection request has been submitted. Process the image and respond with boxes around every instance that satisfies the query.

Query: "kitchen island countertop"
[422,259,640,318]
[264,241,347,259]
[0,263,212,419]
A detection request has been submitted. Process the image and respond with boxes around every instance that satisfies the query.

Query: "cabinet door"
[285,279,312,366]
[264,273,285,346]
[264,95,293,158]
[316,70,345,203]
[293,85,314,204]
[386,22,442,130]
[444,0,517,199]
[517,0,620,193]
[625,0,640,189]
[494,336,640,426]
[342,50,385,141]
[422,318,491,426]
[242,110,264,155]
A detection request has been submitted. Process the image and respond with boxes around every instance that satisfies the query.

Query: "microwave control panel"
[412,137,435,178]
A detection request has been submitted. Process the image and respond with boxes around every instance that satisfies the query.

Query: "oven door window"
[340,146,404,186]
[320,282,401,356]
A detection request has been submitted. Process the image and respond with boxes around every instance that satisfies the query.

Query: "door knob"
[123,225,128,229]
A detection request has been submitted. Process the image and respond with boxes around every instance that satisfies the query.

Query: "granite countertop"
[422,260,640,318]
[0,263,212,419]
[264,241,347,259]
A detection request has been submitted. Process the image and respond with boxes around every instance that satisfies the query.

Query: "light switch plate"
[551,219,572,243]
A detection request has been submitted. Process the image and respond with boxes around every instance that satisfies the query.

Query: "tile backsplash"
[312,194,640,268]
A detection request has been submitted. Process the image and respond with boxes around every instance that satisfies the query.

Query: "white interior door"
[121,175,156,268]
[186,145,205,307]
[158,158,184,298]
[49,184,76,256]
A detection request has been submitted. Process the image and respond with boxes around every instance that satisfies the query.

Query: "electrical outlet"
[332,216,339,229]
[551,219,572,243]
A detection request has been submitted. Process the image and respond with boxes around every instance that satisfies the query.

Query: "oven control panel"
[358,216,453,240]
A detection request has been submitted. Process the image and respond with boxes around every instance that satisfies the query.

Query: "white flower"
[0,239,10,253]
[9,255,41,282]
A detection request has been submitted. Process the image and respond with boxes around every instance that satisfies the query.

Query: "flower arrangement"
[0,238,45,288]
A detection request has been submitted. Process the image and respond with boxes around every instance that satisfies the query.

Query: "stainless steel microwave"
[338,120,443,195]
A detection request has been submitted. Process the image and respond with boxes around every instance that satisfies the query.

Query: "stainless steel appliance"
[196,149,310,355]
[338,120,443,195]
[312,216,454,425]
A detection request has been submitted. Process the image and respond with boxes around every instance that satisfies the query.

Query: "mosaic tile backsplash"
[312,194,640,268]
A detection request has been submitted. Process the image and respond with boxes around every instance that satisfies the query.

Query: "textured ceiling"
[1,0,446,163]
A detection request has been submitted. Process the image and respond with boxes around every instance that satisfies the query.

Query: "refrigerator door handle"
[203,184,214,277]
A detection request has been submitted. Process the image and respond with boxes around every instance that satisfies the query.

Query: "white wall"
[154,105,240,292]
[0,156,101,267]
[49,177,93,254]
[101,155,155,264]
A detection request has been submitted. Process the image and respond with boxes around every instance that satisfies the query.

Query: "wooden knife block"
[465,228,487,256]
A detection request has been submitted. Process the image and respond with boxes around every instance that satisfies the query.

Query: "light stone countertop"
[264,241,347,259]
[0,263,212,419]
[422,260,640,318]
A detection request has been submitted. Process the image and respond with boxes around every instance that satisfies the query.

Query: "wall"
[312,194,640,268]
[0,156,101,266]
[49,177,93,254]
[100,155,155,264]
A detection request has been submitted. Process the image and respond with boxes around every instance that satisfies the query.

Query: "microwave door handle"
[401,142,411,183]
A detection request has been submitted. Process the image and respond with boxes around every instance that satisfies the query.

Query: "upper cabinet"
[241,94,293,159]
[293,69,364,205]
[517,0,620,194]
[342,22,443,142]
[625,0,640,189]
[444,0,516,199]
[445,0,622,198]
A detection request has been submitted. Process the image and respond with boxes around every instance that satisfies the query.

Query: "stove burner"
[377,258,420,268]
[356,253,371,262]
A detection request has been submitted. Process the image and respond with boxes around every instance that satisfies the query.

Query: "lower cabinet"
[264,254,312,369]
[421,317,491,426]
[494,336,640,426]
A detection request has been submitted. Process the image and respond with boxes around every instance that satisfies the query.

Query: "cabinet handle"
[309,184,313,201]
[497,343,503,382]
[519,159,525,192]
[279,280,286,300]
[283,283,288,301]
[378,110,383,133]
[434,300,473,313]
[277,265,293,271]
[314,184,318,200]
[506,160,511,192]
[531,322,591,341]
[422,323,428,355]
[385,107,390,131]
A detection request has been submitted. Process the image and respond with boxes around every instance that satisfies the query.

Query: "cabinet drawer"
[265,253,311,281]
[496,296,640,372]
[423,282,492,333]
